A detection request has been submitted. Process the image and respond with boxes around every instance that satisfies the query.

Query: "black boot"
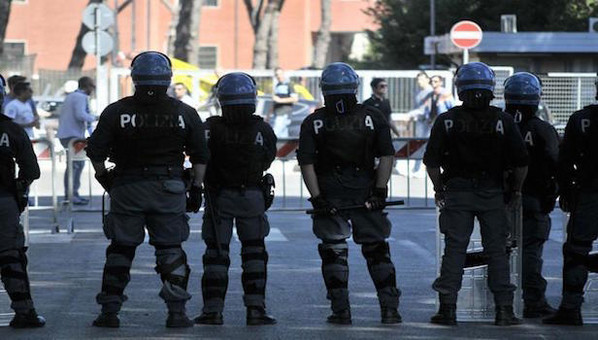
[92,312,120,328]
[194,312,224,325]
[430,304,456,326]
[10,310,46,328]
[495,305,522,326]
[246,307,277,326]
[542,307,583,326]
[327,309,352,325]
[166,312,194,328]
[381,308,402,324]
[524,301,557,318]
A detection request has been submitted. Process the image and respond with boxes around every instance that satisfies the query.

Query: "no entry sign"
[450,20,483,49]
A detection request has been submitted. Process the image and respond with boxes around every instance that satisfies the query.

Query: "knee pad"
[361,242,391,265]
[155,246,190,289]
[318,241,348,266]
[241,239,268,264]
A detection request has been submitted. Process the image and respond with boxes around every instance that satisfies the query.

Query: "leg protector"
[361,242,400,309]
[201,242,230,313]
[318,240,350,312]
[561,239,594,309]
[241,239,268,308]
[154,245,192,312]
[0,248,34,313]
[96,242,136,313]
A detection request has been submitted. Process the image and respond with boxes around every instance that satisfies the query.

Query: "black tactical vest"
[205,116,269,188]
[111,97,187,169]
[442,106,506,182]
[313,104,376,173]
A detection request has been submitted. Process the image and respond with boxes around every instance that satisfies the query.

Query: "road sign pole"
[463,48,469,64]
[95,7,101,115]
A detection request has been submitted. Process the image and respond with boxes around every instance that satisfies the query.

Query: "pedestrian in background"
[3,82,38,138]
[363,78,402,137]
[56,76,97,205]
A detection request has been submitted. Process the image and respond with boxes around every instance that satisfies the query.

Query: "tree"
[0,0,12,56]
[311,0,332,69]
[68,0,104,70]
[244,0,285,69]
[173,0,203,65]
[266,0,285,69]
[366,0,598,69]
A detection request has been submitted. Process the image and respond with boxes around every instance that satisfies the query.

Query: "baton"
[204,189,223,256]
[306,200,404,215]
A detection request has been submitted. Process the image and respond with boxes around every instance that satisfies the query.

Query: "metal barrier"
[65,138,99,233]
[29,137,60,233]
[60,137,434,214]
[435,204,523,321]
[562,212,598,323]
[540,73,596,126]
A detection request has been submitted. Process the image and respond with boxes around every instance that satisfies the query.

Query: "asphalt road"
[1,204,597,339]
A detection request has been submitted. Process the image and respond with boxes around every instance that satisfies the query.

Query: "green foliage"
[364,0,598,69]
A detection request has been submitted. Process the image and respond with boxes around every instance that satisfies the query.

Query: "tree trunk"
[68,0,104,70]
[311,0,331,69]
[0,0,12,55]
[266,0,284,69]
[173,0,203,65]
[252,0,277,69]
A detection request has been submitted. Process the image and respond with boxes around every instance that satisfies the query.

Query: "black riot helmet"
[216,72,258,124]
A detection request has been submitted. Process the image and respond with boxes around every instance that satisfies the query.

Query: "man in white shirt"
[173,83,199,110]
[3,82,38,138]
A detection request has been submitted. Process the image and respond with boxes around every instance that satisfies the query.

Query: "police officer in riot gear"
[543,77,598,326]
[424,62,528,326]
[194,72,277,326]
[298,62,401,325]
[86,51,208,328]
[0,74,45,328]
[503,73,559,318]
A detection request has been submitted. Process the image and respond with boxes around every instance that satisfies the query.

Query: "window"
[203,0,218,7]
[3,42,26,57]
[198,46,218,69]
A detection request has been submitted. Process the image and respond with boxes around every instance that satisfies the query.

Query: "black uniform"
[363,95,392,124]
[557,104,598,310]
[86,95,207,314]
[0,115,40,314]
[424,105,528,306]
[515,115,559,308]
[297,104,400,313]
[201,115,277,314]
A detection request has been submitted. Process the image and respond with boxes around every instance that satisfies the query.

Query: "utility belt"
[316,163,373,177]
[443,172,502,191]
[114,165,184,178]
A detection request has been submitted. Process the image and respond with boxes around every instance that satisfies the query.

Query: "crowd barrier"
[29,137,59,233]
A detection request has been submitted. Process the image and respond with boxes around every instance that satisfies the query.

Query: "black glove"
[308,195,338,215]
[366,187,387,211]
[186,184,203,213]
[15,179,30,213]
[434,190,446,209]
[95,170,114,193]
[559,194,575,213]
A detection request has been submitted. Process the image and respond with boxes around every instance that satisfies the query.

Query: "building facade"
[4,0,377,72]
